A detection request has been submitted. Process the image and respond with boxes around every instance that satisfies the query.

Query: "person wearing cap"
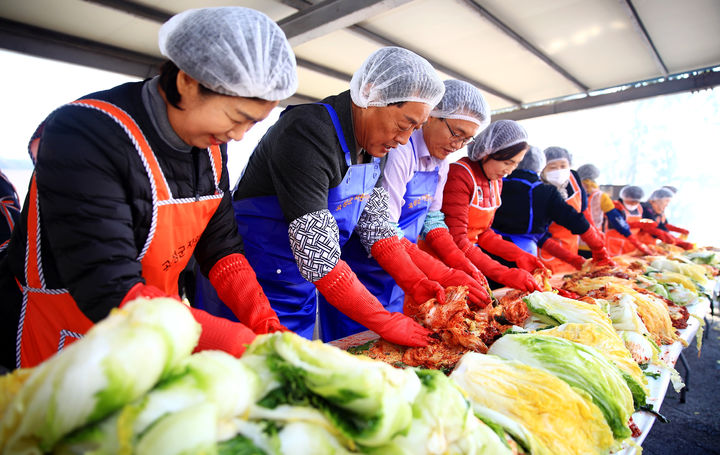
[491,149,614,270]
[576,164,652,257]
[537,147,611,273]
[227,47,468,345]
[441,120,544,291]
[317,80,492,340]
[0,7,296,369]
[639,188,693,250]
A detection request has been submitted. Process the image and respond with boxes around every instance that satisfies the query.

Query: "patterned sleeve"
[355,187,398,253]
[419,210,448,239]
[288,209,341,282]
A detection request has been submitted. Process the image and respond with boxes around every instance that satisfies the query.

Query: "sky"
[1,49,718,247]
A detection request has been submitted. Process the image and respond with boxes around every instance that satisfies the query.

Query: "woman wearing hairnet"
[319,80,492,340]
[227,47,464,345]
[0,7,295,369]
[605,185,655,255]
[639,188,693,250]
[576,164,652,257]
[441,120,544,291]
[537,147,611,273]
[491,150,618,270]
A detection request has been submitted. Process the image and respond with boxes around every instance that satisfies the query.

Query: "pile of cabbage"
[0,298,513,455]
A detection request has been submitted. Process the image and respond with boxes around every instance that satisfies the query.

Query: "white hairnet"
[468,120,528,161]
[430,80,490,128]
[517,146,545,173]
[577,163,600,181]
[158,7,297,100]
[649,188,675,201]
[544,146,572,165]
[350,47,444,108]
[662,185,678,194]
[619,185,644,201]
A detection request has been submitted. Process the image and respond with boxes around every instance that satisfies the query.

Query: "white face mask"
[624,203,640,212]
[544,168,571,187]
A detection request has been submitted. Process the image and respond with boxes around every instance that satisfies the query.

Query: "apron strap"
[503,176,543,234]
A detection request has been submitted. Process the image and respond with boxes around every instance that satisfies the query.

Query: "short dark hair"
[158,60,216,110]
[485,141,528,161]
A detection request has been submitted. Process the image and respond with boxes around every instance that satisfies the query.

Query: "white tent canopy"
[1,0,719,119]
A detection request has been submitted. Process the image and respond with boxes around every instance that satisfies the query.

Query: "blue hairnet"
[159,7,297,100]
[430,80,490,129]
[350,47,444,108]
[544,146,572,165]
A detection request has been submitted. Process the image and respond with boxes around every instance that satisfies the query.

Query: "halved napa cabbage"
[450,352,615,455]
[242,332,420,448]
[487,334,634,441]
[0,298,200,454]
[539,323,648,408]
[523,291,615,334]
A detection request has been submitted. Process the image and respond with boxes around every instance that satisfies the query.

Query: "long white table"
[617,295,711,454]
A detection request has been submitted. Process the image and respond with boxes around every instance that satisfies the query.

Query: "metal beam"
[296,57,352,81]
[0,18,160,79]
[278,0,412,46]
[349,25,521,105]
[492,68,720,121]
[462,0,589,92]
[280,93,319,106]
[79,0,171,22]
[620,0,669,76]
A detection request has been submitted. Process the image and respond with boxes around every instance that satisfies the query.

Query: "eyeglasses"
[443,119,475,147]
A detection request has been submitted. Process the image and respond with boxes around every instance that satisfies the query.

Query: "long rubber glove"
[401,237,491,308]
[209,253,288,334]
[640,224,677,244]
[122,282,255,357]
[476,230,546,273]
[371,236,445,305]
[665,224,689,236]
[463,244,541,292]
[628,234,654,256]
[579,227,616,265]
[424,227,486,283]
[314,259,431,347]
[540,237,586,270]
[675,240,694,250]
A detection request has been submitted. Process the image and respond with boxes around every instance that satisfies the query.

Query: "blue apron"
[201,103,380,340]
[319,137,439,341]
[493,175,543,255]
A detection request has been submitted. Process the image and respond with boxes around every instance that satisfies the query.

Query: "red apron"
[539,173,582,273]
[606,204,644,255]
[16,99,223,368]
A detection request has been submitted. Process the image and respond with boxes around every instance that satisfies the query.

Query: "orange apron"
[539,173,582,273]
[605,204,644,255]
[16,99,223,368]
[454,159,502,243]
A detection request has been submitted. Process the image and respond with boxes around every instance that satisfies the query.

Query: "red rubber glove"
[675,240,694,250]
[463,245,542,292]
[540,237,586,270]
[314,259,431,347]
[120,282,179,306]
[628,235,654,256]
[121,283,255,357]
[209,254,287,334]
[189,308,256,357]
[424,227,486,283]
[666,224,689,236]
[477,230,546,273]
[371,236,445,305]
[579,227,616,266]
[402,237,490,308]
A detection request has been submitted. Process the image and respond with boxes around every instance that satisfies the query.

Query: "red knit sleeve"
[441,162,475,252]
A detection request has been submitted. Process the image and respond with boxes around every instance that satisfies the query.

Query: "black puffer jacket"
[2,81,242,323]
